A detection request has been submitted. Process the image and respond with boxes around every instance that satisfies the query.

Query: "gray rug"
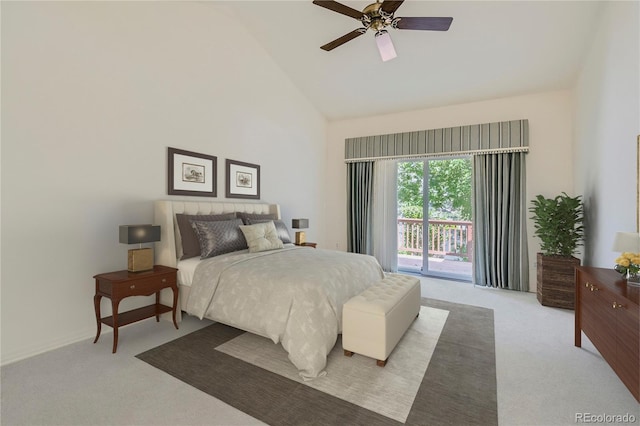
[137,298,497,426]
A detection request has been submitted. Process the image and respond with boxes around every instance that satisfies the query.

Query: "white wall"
[573,1,640,268]
[1,2,326,364]
[326,90,575,292]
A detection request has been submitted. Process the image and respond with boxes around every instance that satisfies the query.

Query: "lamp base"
[128,248,154,272]
[295,231,306,245]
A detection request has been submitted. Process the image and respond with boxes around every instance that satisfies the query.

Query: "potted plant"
[529,192,584,309]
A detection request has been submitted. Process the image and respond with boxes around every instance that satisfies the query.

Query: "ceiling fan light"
[374,30,397,62]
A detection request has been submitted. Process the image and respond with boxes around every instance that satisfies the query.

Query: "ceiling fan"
[312,0,453,61]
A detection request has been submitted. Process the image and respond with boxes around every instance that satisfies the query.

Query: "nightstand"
[93,265,179,353]
[295,242,317,248]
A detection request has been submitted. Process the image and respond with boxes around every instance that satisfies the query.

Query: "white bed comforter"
[186,246,384,379]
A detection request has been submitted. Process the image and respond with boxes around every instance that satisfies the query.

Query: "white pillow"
[239,221,284,253]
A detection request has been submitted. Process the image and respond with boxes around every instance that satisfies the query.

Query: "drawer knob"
[130,285,135,289]
[162,278,166,283]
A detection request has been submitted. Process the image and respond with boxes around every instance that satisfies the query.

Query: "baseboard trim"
[1,327,109,366]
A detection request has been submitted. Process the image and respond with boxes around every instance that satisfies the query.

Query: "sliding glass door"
[397,157,473,281]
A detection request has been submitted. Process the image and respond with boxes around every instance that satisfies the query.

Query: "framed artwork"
[226,159,260,199]
[168,147,217,197]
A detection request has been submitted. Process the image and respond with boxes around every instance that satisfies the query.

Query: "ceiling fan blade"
[312,0,365,20]
[320,29,365,51]
[380,0,404,15]
[395,17,453,31]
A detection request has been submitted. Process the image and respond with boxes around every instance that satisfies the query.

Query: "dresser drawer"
[579,277,618,364]
[97,273,176,298]
[118,273,176,297]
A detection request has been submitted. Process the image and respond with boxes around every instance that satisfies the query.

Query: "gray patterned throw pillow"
[190,218,247,259]
[176,212,237,260]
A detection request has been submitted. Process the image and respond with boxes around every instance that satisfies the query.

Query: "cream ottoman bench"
[342,273,421,366]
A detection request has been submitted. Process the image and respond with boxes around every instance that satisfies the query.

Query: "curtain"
[347,162,374,255]
[372,160,398,272]
[473,152,529,291]
[345,119,528,161]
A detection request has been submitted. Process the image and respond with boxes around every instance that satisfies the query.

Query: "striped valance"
[345,119,529,162]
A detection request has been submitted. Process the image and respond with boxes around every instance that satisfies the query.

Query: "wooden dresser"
[575,266,640,402]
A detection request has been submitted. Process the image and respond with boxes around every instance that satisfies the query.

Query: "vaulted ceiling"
[217,1,603,121]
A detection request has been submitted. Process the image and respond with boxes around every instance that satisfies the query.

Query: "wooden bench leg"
[344,350,354,357]
[377,359,387,367]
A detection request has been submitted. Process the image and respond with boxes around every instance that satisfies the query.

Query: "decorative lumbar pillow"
[190,218,247,259]
[176,212,237,260]
[239,221,284,253]
[236,212,277,225]
[246,219,292,244]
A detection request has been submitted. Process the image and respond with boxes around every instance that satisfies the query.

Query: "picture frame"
[168,147,217,197]
[226,159,260,199]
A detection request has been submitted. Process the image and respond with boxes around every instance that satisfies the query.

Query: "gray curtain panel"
[473,152,529,291]
[347,161,374,255]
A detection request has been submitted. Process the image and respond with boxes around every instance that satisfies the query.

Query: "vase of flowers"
[614,252,640,284]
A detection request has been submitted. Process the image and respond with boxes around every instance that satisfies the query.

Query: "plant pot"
[536,253,581,309]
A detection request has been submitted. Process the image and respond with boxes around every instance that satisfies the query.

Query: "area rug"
[137,298,497,426]
[216,305,449,422]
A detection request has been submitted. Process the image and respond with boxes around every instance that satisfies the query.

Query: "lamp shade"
[119,225,161,245]
[291,219,309,229]
[612,232,640,253]
[375,30,397,62]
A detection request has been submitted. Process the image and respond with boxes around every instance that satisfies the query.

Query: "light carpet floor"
[2,276,639,425]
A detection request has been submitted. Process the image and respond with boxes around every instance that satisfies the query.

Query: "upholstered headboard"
[154,200,281,268]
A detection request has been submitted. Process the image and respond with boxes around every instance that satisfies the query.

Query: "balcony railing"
[398,218,473,260]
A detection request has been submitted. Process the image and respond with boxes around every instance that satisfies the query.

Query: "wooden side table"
[93,265,179,353]
[295,242,317,248]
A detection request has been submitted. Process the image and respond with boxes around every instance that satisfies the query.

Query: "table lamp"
[291,218,309,245]
[119,224,161,272]
[612,232,640,253]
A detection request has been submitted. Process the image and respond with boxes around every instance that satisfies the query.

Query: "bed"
[154,200,384,379]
